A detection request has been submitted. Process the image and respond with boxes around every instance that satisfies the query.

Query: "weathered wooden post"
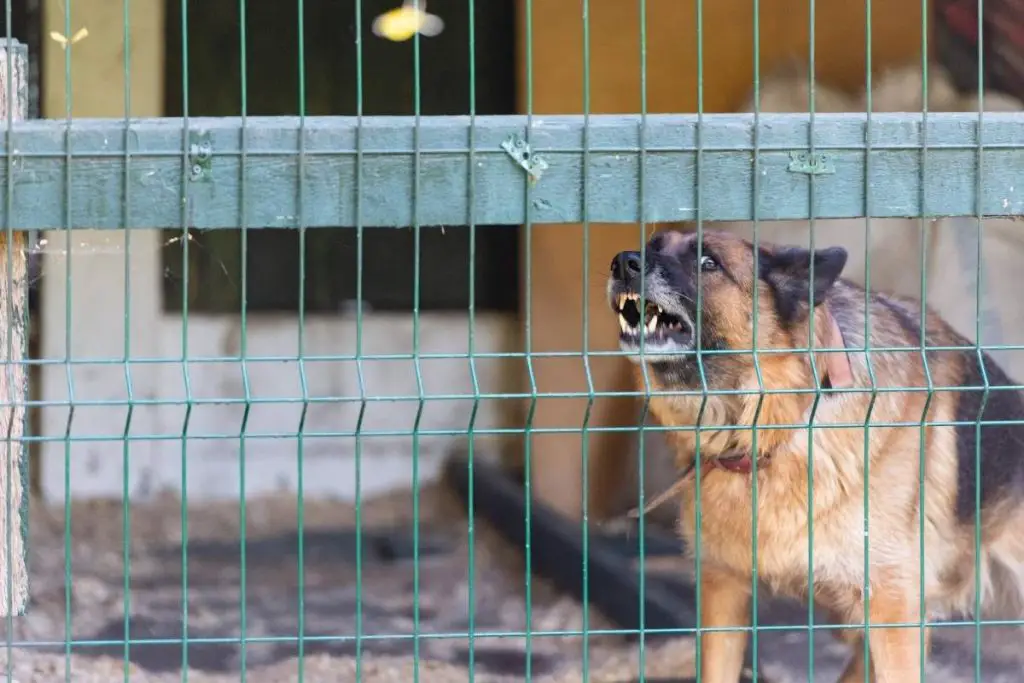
[0,38,30,617]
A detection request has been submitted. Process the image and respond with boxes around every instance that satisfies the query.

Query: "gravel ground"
[0,479,1018,682]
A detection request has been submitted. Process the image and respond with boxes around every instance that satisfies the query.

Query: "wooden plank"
[0,38,29,617]
[0,113,1021,230]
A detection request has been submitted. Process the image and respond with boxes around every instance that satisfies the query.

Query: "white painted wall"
[38,229,517,502]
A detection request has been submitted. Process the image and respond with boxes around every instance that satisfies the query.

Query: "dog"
[607,229,1024,683]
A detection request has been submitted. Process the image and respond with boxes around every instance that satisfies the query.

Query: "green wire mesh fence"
[0,0,1019,681]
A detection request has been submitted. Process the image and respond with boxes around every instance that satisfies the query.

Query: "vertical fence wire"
[917,4,934,681]
[295,0,308,679]
[861,1,878,680]
[521,0,537,678]
[635,0,649,679]
[120,0,134,678]
[352,2,367,681]
[236,1,252,676]
[410,17,424,683]
[61,0,74,679]
[178,0,193,678]
[804,1,821,678]
[465,0,479,679]
[579,2,593,680]
[692,0,707,672]
[749,1,764,680]
[972,3,988,682]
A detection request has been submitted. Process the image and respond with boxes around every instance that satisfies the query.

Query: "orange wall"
[521,0,928,115]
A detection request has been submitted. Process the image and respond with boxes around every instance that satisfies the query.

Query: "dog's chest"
[678,475,866,596]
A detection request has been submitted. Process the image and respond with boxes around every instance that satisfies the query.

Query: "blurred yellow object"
[372,0,444,42]
[49,27,89,50]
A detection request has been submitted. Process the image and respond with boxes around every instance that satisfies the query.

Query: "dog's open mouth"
[614,292,691,350]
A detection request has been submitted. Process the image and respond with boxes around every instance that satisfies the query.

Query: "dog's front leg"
[839,625,931,683]
[837,635,874,683]
[865,575,926,683]
[699,567,751,683]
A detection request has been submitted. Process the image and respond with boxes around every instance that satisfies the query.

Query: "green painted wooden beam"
[3,112,1024,229]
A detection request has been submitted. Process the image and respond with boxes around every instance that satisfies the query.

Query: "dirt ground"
[0,480,1018,682]
[0,483,715,683]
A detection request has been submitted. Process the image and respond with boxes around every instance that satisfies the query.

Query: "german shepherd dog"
[607,229,1024,683]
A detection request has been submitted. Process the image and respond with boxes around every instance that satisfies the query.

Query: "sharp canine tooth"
[619,314,629,333]
[617,293,626,310]
[646,315,658,334]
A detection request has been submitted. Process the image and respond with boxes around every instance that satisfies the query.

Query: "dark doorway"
[162,0,519,314]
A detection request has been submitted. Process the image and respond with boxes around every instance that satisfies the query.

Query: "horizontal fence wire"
[3,0,1024,682]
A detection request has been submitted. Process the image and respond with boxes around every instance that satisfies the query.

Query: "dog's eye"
[699,255,719,272]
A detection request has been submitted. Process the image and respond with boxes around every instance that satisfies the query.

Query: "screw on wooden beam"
[501,134,548,186]
[787,150,835,175]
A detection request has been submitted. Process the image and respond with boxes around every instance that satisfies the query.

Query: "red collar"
[681,450,769,482]
[714,453,756,473]
[629,449,773,519]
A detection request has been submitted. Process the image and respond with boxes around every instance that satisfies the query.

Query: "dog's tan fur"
[609,229,1024,683]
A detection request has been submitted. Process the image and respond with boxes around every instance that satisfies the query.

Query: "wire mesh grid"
[0,0,1018,682]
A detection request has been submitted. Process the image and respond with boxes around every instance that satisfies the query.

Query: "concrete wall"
[38,229,516,501]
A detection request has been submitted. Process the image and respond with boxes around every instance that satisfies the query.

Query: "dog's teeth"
[646,315,658,334]
[616,293,625,310]
[618,314,629,333]
[657,306,663,314]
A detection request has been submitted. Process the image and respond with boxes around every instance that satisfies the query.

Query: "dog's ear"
[760,245,847,322]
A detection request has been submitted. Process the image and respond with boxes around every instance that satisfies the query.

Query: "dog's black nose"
[611,251,642,281]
